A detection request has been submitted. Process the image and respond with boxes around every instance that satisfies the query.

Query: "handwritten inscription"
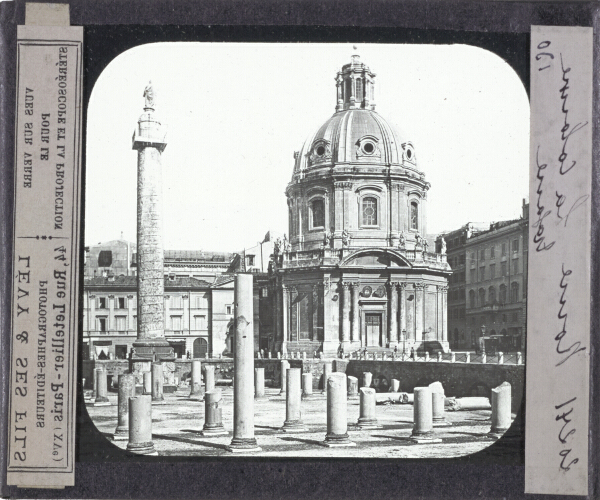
[533,39,588,476]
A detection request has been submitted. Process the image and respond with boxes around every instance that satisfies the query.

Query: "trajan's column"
[130,82,174,366]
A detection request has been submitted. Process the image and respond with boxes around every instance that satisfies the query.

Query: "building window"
[362,197,378,226]
[310,199,325,229]
[98,250,112,267]
[499,284,507,304]
[345,79,352,101]
[479,266,485,282]
[470,253,476,267]
[133,315,137,330]
[246,255,255,267]
[512,259,519,274]
[171,315,182,332]
[512,312,519,322]
[479,249,485,261]
[501,243,507,256]
[226,305,232,315]
[488,286,496,304]
[117,297,126,309]
[512,239,519,252]
[194,315,206,330]
[478,288,486,307]
[170,296,183,309]
[501,261,507,277]
[510,282,519,303]
[490,246,495,259]
[469,290,476,309]
[489,264,495,279]
[410,201,418,230]
[261,288,268,298]
[355,78,363,100]
[98,317,107,332]
[98,297,107,309]
[116,316,127,332]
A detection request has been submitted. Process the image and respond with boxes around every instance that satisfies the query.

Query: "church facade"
[270,54,451,357]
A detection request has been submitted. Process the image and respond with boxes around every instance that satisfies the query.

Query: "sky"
[85,43,529,252]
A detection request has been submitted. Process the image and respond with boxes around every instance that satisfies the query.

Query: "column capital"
[127,294,134,299]
[108,294,115,299]
[334,181,353,190]
[350,281,360,289]
[398,282,408,290]
[89,294,96,299]
[341,281,351,290]
[182,294,189,299]
[414,282,426,291]
[438,285,449,293]
[164,294,170,299]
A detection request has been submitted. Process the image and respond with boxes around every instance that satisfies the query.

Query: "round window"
[316,145,326,156]
[363,142,375,154]
[406,148,413,159]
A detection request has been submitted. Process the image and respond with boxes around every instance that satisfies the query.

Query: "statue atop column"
[143,81,156,110]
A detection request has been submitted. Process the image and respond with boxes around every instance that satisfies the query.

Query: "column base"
[126,441,156,455]
[282,420,308,433]
[255,395,269,401]
[92,398,110,407]
[227,437,261,453]
[130,340,176,363]
[433,419,452,427]
[324,433,356,447]
[410,429,441,443]
[357,418,381,430]
[112,426,129,440]
[151,398,166,405]
[488,426,509,438]
[202,425,229,437]
[189,388,204,398]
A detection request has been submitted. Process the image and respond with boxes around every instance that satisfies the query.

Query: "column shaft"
[351,283,359,343]
[341,283,351,344]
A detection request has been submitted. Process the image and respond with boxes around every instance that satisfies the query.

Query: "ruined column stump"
[93,368,110,406]
[279,360,290,396]
[151,362,165,404]
[143,371,152,395]
[489,381,512,438]
[429,381,451,427]
[126,395,157,455]
[362,372,373,388]
[113,373,136,440]
[254,367,267,401]
[302,372,315,399]
[357,388,381,429]
[189,359,203,399]
[204,365,215,394]
[321,361,332,393]
[324,372,355,447]
[411,387,442,443]
[390,379,401,392]
[347,375,359,399]
[282,368,307,432]
[202,389,228,436]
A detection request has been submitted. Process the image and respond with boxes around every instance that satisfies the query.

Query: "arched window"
[310,199,325,229]
[345,79,352,101]
[499,284,507,304]
[469,289,476,309]
[488,286,496,304]
[478,288,486,307]
[410,201,419,230]
[355,78,363,101]
[193,338,208,358]
[510,282,519,303]
[362,197,378,226]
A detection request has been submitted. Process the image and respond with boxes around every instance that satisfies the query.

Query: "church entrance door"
[365,313,382,347]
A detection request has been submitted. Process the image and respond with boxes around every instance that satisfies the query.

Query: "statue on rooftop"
[143,81,155,109]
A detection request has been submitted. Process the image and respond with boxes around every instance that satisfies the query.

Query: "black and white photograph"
[80,42,529,458]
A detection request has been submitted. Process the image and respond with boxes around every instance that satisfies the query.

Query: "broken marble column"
[390,379,401,392]
[324,372,355,447]
[92,366,99,398]
[202,389,228,436]
[282,368,307,432]
[517,352,522,365]
[151,362,164,402]
[321,361,332,393]
[204,365,215,393]
[228,273,261,452]
[113,373,136,440]
[254,367,267,400]
[362,372,373,388]
[279,360,290,395]
[411,387,440,442]
[429,381,450,427]
[489,381,512,437]
[357,388,380,429]
[94,368,109,404]
[143,371,152,395]
[190,359,203,398]
[347,375,359,398]
[126,395,155,455]
[302,372,313,399]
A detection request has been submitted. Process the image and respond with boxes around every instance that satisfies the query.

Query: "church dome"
[293,52,418,174]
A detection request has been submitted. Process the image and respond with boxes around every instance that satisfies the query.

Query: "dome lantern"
[335,48,376,112]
